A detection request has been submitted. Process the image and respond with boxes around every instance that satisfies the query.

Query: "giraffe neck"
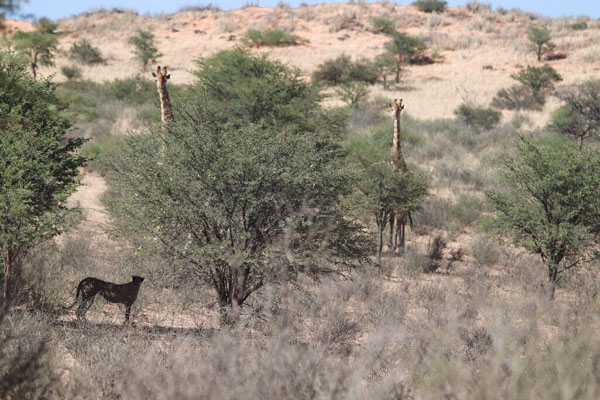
[157,82,173,124]
[393,111,407,172]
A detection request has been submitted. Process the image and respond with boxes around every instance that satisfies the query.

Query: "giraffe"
[152,66,173,125]
[389,98,410,254]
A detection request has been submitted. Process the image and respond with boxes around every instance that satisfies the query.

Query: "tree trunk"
[398,220,405,253]
[3,250,12,314]
[547,266,558,300]
[547,279,556,300]
[30,53,38,80]
[376,222,384,265]
[383,75,387,90]
[388,213,395,254]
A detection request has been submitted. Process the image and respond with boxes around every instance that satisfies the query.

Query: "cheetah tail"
[62,280,83,311]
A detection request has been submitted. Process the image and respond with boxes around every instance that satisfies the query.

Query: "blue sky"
[12,0,600,21]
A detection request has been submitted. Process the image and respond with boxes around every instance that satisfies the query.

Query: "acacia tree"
[127,29,162,71]
[528,26,555,62]
[12,19,59,80]
[385,31,426,83]
[68,39,104,65]
[374,52,395,90]
[549,80,600,149]
[105,50,369,321]
[346,136,428,264]
[512,65,561,103]
[492,65,561,110]
[486,138,600,299]
[0,52,85,312]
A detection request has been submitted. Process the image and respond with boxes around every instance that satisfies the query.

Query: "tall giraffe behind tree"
[389,98,410,253]
[152,66,173,125]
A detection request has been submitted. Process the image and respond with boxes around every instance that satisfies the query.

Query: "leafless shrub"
[217,17,239,33]
[425,14,444,29]
[366,290,407,328]
[470,235,500,267]
[298,5,316,21]
[0,313,63,399]
[581,48,600,63]
[326,10,361,32]
[414,197,450,231]
[465,1,492,13]
[449,192,485,228]
[424,235,446,273]
[447,248,464,272]
[178,4,221,12]
[458,325,493,362]
[415,283,448,319]
[276,0,291,11]
[398,247,429,278]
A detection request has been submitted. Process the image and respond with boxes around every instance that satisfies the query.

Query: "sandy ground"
[6,3,599,125]
[68,171,110,228]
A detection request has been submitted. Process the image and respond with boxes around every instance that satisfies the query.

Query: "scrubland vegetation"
[3,2,600,399]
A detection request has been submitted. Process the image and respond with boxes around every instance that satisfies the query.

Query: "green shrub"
[413,0,447,13]
[492,66,561,111]
[450,192,484,228]
[61,65,82,81]
[371,17,395,34]
[312,54,351,85]
[512,65,562,100]
[348,57,379,84]
[491,85,541,110]
[312,55,378,85]
[242,28,306,47]
[455,104,501,130]
[192,48,326,131]
[68,39,104,65]
[335,81,369,108]
[106,76,156,104]
[80,135,124,173]
[486,138,600,299]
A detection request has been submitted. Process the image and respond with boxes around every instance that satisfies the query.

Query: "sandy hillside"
[7,3,599,125]
[7,3,598,251]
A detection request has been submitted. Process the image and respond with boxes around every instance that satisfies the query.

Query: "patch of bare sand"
[69,171,109,223]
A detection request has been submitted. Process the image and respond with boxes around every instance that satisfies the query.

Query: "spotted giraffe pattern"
[152,66,173,125]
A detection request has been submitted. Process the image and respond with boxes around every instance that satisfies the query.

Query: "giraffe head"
[152,66,170,86]
[392,99,404,114]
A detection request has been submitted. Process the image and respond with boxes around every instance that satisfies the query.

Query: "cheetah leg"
[125,305,132,323]
[77,296,94,321]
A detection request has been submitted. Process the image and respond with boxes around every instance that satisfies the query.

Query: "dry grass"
[7,241,600,399]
